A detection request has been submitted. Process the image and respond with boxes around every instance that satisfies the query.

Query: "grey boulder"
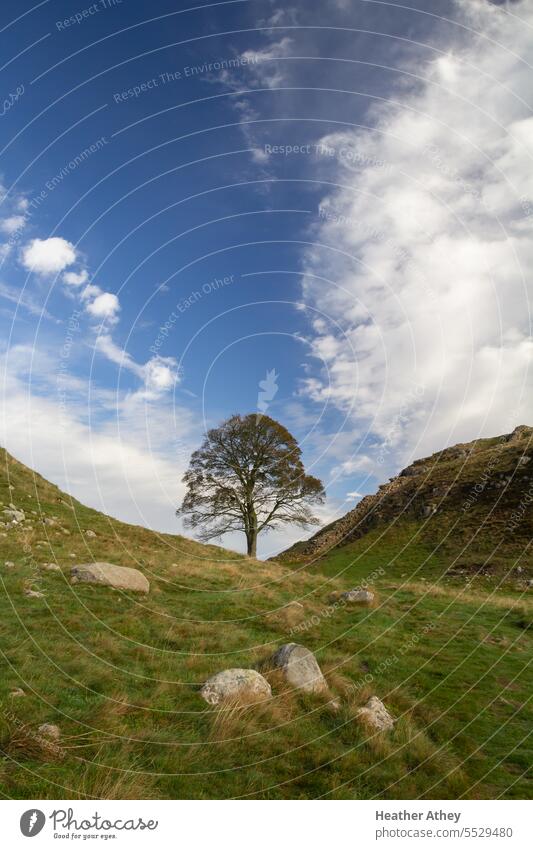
[70,562,149,593]
[200,668,272,706]
[269,643,328,694]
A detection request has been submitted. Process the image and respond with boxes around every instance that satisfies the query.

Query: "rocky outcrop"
[200,669,272,705]
[275,426,533,563]
[70,562,149,593]
[269,643,329,694]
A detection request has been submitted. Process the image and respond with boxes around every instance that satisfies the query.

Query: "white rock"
[269,643,329,694]
[4,561,15,569]
[341,589,375,604]
[357,696,394,731]
[85,530,96,538]
[200,669,272,706]
[70,562,150,593]
[24,588,45,598]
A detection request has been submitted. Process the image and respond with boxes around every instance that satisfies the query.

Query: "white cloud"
[0,344,195,533]
[346,491,363,500]
[63,269,89,286]
[143,356,178,394]
[80,285,120,324]
[0,215,26,235]
[95,334,179,397]
[301,0,533,471]
[86,291,120,321]
[21,237,77,275]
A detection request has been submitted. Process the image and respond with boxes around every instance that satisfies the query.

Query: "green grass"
[0,448,531,799]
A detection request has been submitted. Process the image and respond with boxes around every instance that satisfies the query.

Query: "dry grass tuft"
[0,717,64,763]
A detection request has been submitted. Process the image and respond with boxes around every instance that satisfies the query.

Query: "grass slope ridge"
[0,447,532,800]
[276,426,533,574]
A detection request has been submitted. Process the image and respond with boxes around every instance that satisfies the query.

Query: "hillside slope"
[276,426,533,577]
[0,447,531,800]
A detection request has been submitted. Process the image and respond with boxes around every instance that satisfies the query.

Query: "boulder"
[341,589,375,604]
[357,696,394,731]
[2,508,24,523]
[85,530,96,538]
[269,643,328,694]
[70,562,149,593]
[200,669,272,706]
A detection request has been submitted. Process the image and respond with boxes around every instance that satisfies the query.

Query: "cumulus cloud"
[80,284,120,324]
[63,268,89,286]
[86,291,120,321]
[301,0,533,471]
[21,237,77,275]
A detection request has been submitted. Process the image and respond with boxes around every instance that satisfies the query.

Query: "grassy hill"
[277,425,533,585]
[0,446,531,799]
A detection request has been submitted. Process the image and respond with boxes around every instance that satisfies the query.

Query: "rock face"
[341,589,375,605]
[357,696,394,731]
[269,643,328,694]
[200,669,272,706]
[70,562,149,593]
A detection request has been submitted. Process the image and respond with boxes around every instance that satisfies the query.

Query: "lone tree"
[177,413,325,557]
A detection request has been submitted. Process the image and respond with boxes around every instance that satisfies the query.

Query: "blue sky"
[1,0,531,556]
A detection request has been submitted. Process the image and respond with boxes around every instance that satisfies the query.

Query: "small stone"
[200,669,272,706]
[357,696,394,731]
[85,530,96,538]
[38,723,60,741]
[24,588,45,598]
[43,563,61,572]
[4,561,15,569]
[269,643,329,694]
[340,589,375,605]
[9,687,25,698]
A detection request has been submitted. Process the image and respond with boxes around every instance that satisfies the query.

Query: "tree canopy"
[177,413,325,557]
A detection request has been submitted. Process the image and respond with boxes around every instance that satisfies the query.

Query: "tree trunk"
[246,530,257,558]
